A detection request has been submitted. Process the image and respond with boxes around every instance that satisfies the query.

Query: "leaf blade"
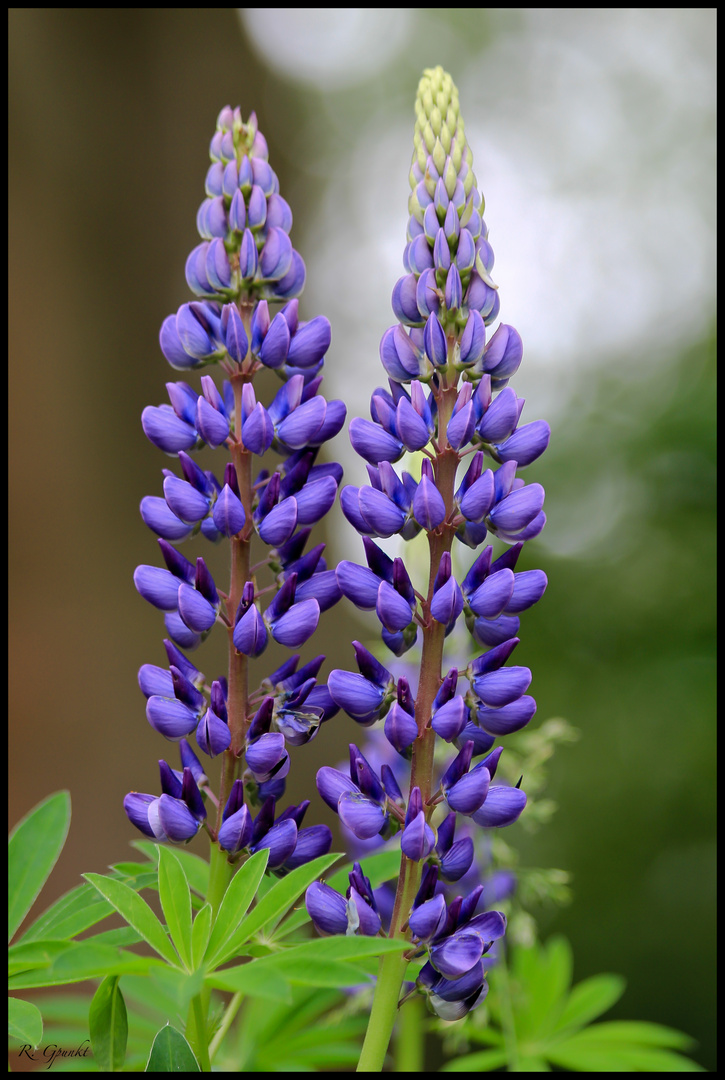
[89,975,129,1072]
[8,790,71,941]
[157,848,192,970]
[84,872,180,967]
[8,997,44,1047]
[145,1024,200,1072]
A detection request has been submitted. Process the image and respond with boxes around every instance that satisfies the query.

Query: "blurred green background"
[9,8,715,1070]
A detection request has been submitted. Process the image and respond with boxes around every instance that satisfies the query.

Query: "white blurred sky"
[240,8,715,562]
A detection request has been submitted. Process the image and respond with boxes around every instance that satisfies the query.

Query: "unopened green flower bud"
[430,105,443,136]
[433,138,447,176]
[444,157,458,198]
[440,121,452,154]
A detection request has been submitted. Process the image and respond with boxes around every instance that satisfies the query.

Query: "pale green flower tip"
[417,66,460,125]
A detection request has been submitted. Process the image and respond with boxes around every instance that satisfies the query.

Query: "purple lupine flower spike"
[309,68,550,1045]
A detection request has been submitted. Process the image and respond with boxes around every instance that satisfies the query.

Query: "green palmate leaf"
[132,842,209,897]
[190,903,212,970]
[84,873,180,967]
[214,852,342,964]
[545,1031,705,1072]
[8,939,72,976]
[145,1024,200,1073]
[204,849,269,967]
[511,934,573,1041]
[9,941,164,988]
[17,883,113,945]
[564,1020,696,1051]
[210,956,369,992]
[8,790,71,942]
[146,965,205,1016]
[8,997,43,1047]
[89,926,144,948]
[441,1048,510,1071]
[89,975,128,1072]
[205,961,292,1002]
[157,848,192,970]
[551,972,627,1036]
[277,936,410,964]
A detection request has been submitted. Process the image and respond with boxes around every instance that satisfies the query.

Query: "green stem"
[208,991,243,1063]
[190,993,211,1072]
[207,841,233,922]
[394,994,424,1072]
[357,372,462,1071]
[356,949,409,1072]
[496,942,520,1071]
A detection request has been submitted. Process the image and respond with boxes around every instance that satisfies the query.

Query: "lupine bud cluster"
[124,107,346,875]
[305,67,550,1021]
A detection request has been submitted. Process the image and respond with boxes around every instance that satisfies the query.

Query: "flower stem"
[357,376,461,1071]
[394,994,425,1072]
[356,949,409,1072]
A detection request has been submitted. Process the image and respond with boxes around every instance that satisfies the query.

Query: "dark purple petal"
[384,701,418,754]
[430,933,484,980]
[277,396,326,448]
[251,819,298,869]
[134,565,182,611]
[376,580,413,633]
[246,732,287,777]
[409,894,447,941]
[358,487,406,537]
[505,570,548,614]
[233,603,268,657]
[488,484,545,533]
[447,401,476,450]
[316,766,359,812]
[123,793,156,838]
[269,598,320,647]
[146,695,198,740]
[156,794,202,842]
[327,670,385,722]
[471,786,527,825]
[430,575,464,627]
[446,767,490,815]
[287,316,331,369]
[212,484,246,537]
[431,696,469,741]
[413,474,446,530]
[496,419,550,467]
[196,397,230,448]
[258,497,298,546]
[162,476,209,524]
[401,811,436,860]
[440,837,475,881]
[140,496,193,542]
[472,666,532,708]
[138,664,174,699]
[338,792,386,839]
[478,388,518,443]
[460,470,495,522]
[468,568,515,619]
[196,708,231,757]
[242,403,275,454]
[283,825,332,871]
[294,476,338,526]
[337,561,380,609]
[306,881,348,935]
[141,406,197,454]
[350,418,404,465]
[177,583,217,633]
[474,695,537,736]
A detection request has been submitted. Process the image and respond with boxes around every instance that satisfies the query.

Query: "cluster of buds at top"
[305,67,550,1019]
[124,107,347,875]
